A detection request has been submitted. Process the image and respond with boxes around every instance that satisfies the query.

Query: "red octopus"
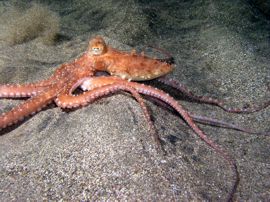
[0,36,269,201]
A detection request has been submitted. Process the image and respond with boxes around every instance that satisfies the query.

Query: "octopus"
[0,36,269,201]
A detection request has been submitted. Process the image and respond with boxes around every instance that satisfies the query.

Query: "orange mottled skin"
[86,36,173,81]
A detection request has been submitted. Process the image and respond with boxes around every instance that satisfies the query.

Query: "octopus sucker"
[0,84,46,98]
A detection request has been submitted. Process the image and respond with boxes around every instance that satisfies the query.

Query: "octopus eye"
[91,46,103,55]
[88,36,108,56]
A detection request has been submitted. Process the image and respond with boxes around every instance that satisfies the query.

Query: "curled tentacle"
[82,76,269,136]
[55,79,161,148]
[158,76,270,114]
[57,76,239,201]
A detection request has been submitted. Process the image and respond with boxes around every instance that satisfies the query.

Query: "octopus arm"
[0,63,78,99]
[79,76,270,135]
[189,113,269,135]
[158,77,270,113]
[0,87,59,129]
[59,76,238,201]
[79,77,234,152]
[55,78,160,146]
[0,84,48,98]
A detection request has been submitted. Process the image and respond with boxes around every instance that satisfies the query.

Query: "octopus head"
[88,36,107,56]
